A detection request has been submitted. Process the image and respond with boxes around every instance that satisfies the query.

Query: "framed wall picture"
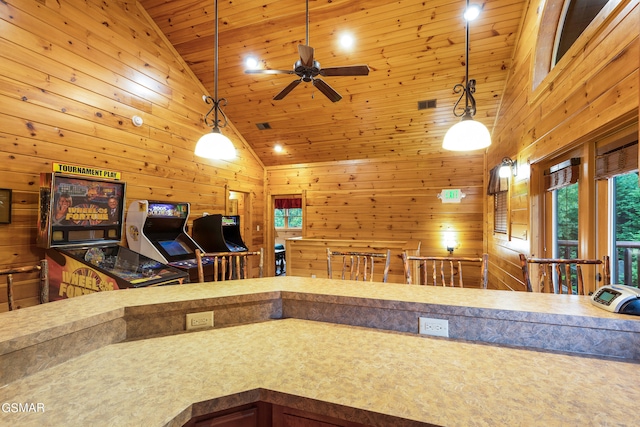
[0,188,12,224]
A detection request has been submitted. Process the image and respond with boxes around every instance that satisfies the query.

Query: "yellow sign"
[53,163,121,180]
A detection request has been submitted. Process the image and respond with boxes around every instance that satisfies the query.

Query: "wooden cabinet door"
[273,405,367,427]
[194,407,257,427]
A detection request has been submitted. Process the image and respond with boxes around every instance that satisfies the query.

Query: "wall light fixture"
[499,157,517,178]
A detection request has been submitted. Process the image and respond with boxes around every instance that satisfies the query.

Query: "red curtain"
[275,198,301,209]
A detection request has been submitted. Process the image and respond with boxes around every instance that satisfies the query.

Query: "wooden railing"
[558,240,640,286]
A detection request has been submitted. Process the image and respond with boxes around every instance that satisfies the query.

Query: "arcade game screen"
[158,240,193,257]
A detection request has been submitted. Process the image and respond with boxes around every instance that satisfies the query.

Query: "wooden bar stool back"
[519,254,610,294]
[402,252,489,288]
[1,260,49,311]
[327,248,391,283]
[195,249,264,283]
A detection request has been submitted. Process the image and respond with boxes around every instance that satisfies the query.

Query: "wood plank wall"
[267,154,488,285]
[486,0,639,290]
[0,0,265,312]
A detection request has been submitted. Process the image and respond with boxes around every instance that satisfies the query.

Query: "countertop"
[2,276,637,352]
[1,277,639,426]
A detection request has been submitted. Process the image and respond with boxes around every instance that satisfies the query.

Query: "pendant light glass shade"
[442,112,491,151]
[195,128,236,159]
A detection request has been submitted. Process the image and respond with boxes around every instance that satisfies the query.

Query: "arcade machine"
[125,200,212,282]
[191,214,249,281]
[37,173,188,302]
[191,214,248,253]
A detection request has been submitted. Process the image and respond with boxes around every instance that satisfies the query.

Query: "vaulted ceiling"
[139,0,527,166]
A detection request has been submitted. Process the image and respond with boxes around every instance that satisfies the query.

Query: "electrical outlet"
[186,311,214,331]
[419,317,449,337]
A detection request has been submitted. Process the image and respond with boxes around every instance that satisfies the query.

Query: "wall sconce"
[444,230,457,255]
[499,157,517,178]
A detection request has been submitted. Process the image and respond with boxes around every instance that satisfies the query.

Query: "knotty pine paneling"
[268,154,487,284]
[486,0,639,291]
[140,0,527,166]
[0,0,265,312]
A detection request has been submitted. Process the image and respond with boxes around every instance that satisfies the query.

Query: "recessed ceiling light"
[274,144,283,153]
[464,5,480,21]
[245,56,259,70]
[339,33,354,49]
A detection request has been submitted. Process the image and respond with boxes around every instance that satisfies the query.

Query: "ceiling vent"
[256,122,271,130]
[418,99,437,110]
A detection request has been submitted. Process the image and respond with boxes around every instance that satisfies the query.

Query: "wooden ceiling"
[139,0,527,166]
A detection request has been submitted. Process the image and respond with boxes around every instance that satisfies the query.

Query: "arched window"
[532,0,618,90]
[553,0,608,64]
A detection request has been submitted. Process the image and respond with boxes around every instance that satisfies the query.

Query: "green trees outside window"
[275,208,302,229]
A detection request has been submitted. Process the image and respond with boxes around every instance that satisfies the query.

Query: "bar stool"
[519,254,610,294]
[402,252,489,288]
[195,249,264,282]
[326,248,391,283]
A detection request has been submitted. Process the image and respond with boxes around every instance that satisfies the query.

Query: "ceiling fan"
[244,0,369,102]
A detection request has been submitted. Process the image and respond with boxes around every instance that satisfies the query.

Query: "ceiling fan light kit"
[244,0,369,102]
[443,0,491,151]
[195,0,236,160]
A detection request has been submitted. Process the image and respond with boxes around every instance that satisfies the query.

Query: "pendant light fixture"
[194,0,236,160]
[442,0,491,151]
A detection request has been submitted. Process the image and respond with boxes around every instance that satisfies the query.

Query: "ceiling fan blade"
[313,79,342,102]
[320,65,370,77]
[273,79,301,100]
[298,44,315,67]
[245,69,295,75]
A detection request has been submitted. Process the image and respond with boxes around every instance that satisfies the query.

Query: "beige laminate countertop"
[2,318,640,427]
[1,277,640,426]
[2,276,637,352]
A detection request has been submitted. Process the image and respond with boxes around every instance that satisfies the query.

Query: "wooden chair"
[519,254,610,294]
[326,248,391,283]
[402,252,489,288]
[1,260,49,311]
[195,249,264,283]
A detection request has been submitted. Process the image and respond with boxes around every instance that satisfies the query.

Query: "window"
[554,0,608,64]
[535,130,639,294]
[488,165,509,234]
[494,192,508,234]
[275,208,302,229]
[274,198,302,229]
[595,135,640,286]
[532,0,615,90]
[544,158,581,259]
[554,183,579,258]
[611,172,640,286]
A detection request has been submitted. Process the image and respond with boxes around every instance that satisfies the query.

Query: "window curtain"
[274,198,302,209]
[545,158,581,191]
[487,165,508,195]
